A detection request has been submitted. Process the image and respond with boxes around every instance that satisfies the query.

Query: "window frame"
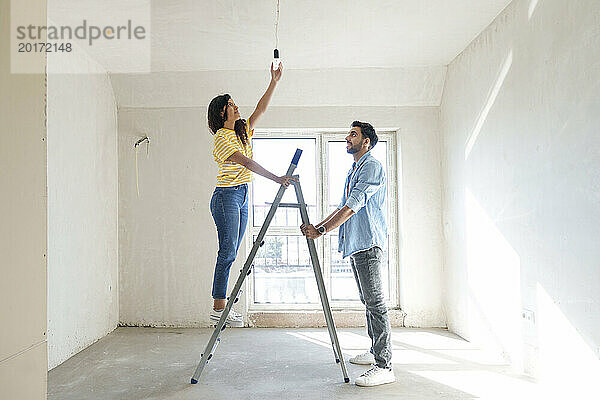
[246,128,399,311]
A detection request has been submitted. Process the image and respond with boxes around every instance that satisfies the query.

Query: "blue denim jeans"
[349,246,392,368]
[210,184,248,299]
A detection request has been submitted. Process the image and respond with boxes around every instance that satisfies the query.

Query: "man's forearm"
[300,206,354,239]
[315,209,338,229]
[321,206,354,233]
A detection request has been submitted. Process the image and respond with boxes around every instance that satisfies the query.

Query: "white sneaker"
[349,351,375,365]
[210,308,243,328]
[355,366,395,387]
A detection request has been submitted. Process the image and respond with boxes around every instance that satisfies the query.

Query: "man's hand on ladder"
[300,223,322,239]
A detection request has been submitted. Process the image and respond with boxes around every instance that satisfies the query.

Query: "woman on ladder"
[206,62,294,327]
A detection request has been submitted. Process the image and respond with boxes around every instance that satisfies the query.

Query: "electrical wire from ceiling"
[275,0,280,49]
[273,0,281,69]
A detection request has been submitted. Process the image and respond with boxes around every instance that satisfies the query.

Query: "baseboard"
[248,309,407,328]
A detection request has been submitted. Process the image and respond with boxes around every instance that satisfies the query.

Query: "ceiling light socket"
[272,48,281,70]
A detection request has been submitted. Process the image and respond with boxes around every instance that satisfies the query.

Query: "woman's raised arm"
[247,63,283,131]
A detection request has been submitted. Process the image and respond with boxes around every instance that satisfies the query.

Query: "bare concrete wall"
[46,57,119,368]
[0,0,47,397]
[440,0,600,391]
[118,105,444,328]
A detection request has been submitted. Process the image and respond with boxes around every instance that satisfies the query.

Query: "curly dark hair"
[351,120,378,149]
[207,94,248,146]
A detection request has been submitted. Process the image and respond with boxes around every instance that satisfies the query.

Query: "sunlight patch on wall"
[528,0,540,20]
[465,187,523,370]
[465,50,513,160]
[536,283,600,398]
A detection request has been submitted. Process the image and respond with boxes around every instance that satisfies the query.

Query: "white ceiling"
[48,0,513,106]
[151,0,512,71]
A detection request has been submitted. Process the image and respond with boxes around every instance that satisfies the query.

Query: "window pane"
[249,136,395,308]
[330,235,391,301]
[252,138,317,227]
[253,235,320,304]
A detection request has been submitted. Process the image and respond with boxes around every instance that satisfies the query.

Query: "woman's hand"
[270,62,283,83]
[275,175,296,187]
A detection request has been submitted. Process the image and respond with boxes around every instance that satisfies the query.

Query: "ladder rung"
[265,201,301,208]
[276,203,301,208]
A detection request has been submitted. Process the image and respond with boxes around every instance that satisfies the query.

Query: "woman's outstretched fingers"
[271,62,283,82]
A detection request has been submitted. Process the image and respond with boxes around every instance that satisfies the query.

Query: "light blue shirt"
[337,151,387,258]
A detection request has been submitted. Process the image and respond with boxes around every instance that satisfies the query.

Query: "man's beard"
[346,142,361,154]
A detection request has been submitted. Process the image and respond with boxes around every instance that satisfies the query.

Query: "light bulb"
[272,48,281,70]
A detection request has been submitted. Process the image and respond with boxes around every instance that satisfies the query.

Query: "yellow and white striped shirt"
[213,123,254,187]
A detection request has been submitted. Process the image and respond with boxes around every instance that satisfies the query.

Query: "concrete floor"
[48,327,539,400]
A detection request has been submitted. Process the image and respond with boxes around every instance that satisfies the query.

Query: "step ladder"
[191,148,350,384]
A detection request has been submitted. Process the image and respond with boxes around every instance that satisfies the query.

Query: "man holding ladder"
[300,121,394,387]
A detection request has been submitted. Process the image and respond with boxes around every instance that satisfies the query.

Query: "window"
[247,130,398,310]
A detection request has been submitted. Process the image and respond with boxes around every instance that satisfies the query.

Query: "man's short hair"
[352,121,378,149]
